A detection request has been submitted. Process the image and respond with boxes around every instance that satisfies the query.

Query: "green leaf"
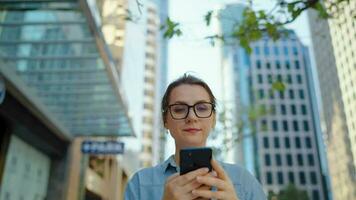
[204,10,213,26]
[271,81,286,91]
[162,17,182,39]
[312,2,329,18]
[265,23,281,41]
[258,10,267,20]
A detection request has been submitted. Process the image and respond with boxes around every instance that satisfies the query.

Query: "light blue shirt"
[124,155,266,200]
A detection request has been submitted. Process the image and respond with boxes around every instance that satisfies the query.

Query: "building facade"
[308,1,356,199]
[0,0,135,199]
[247,32,327,199]
[218,5,328,199]
[140,1,160,167]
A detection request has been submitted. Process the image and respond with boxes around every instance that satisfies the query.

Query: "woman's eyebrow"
[171,100,210,104]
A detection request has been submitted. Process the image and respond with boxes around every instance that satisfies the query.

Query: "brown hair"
[161,73,216,123]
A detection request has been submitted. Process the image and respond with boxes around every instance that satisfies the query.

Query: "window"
[257,60,262,69]
[295,137,301,148]
[270,105,276,115]
[283,120,289,131]
[281,105,286,115]
[301,105,307,115]
[295,60,300,69]
[303,120,309,131]
[287,74,292,83]
[279,90,285,99]
[288,172,295,183]
[259,89,265,99]
[265,154,271,166]
[287,154,293,166]
[310,172,317,184]
[267,172,273,184]
[274,137,280,148]
[312,190,320,200]
[299,172,306,184]
[297,74,302,84]
[258,74,263,83]
[291,105,297,115]
[283,46,288,55]
[264,45,270,55]
[255,46,260,55]
[276,154,282,166]
[292,46,298,55]
[299,89,305,99]
[261,120,268,131]
[268,74,273,83]
[272,120,278,131]
[266,62,271,69]
[289,90,295,99]
[269,89,275,99]
[277,74,282,81]
[285,137,290,148]
[293,120,299,131]
[274,46,279,55]
[308,154,315,166]
[306,137,312,148]
[276,60,281,69]
[285,61,290,69]
[263,137,269,148]
[277,172,284,184]
[297,154,304,166]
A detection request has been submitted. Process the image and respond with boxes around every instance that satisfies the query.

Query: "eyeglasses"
[167,102,215,120]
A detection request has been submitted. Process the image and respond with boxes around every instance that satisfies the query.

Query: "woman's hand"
[162,168,210,200]
[192,160,239,200]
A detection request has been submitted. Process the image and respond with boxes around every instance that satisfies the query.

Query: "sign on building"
[81,140,124,154]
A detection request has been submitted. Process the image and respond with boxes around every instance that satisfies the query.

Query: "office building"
[0,0,135,199]
[218,4,328,199]
[308,1,356,199]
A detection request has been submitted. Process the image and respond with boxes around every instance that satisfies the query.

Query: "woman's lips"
[183,128,202,133]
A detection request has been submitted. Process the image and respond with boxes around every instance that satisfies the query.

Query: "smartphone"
[180,147,212,175]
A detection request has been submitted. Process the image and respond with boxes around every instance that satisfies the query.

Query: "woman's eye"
[173,106,187,113]
[196,104,208,111]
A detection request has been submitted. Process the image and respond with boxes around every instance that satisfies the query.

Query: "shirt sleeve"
[249,174,267,200]
[124,173,140,200]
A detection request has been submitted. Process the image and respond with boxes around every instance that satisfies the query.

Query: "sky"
[167,0,312,96]
[165,0,314,157]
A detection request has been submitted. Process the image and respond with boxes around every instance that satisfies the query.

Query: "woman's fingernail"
[212,171,217,177]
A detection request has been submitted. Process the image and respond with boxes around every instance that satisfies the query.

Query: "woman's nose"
[185,107,198,121]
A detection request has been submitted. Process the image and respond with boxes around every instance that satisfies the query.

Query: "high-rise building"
[308,1,356,199]
[106,0,168,168]
[0,0,135,199]
[141,1,160,167]
[218,4,328,199]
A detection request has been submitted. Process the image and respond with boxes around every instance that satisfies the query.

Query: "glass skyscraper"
[0,0,134,199]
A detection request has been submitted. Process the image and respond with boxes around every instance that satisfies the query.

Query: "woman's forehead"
[169,84,210,103]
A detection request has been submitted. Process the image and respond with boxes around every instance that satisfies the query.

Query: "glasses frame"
[167,102,215,120]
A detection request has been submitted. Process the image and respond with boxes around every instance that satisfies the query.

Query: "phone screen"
[179,147,212,175]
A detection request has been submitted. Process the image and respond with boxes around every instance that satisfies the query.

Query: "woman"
[124,74,266,200]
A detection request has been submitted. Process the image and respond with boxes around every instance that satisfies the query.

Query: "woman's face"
[164,84,216,149]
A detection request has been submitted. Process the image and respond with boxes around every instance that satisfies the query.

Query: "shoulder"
[128,163,164,185]
[220,162,267,200]
[220,162,255,185]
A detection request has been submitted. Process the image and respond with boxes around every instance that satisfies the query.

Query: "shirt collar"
[161,154,180,173]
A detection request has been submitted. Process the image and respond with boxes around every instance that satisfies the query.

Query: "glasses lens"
[170,104,188,119]
[194,103,212,118]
